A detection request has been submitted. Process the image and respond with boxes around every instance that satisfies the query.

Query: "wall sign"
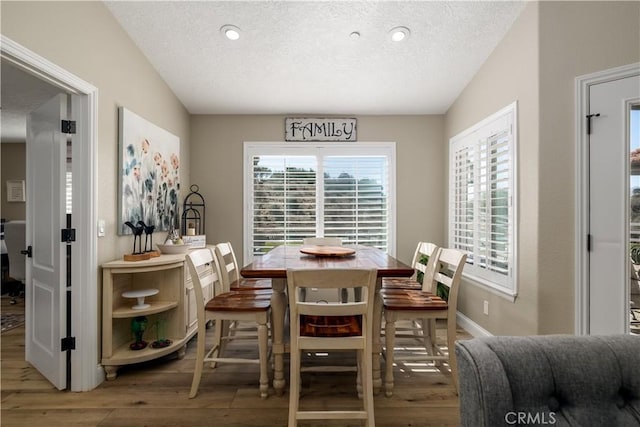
[285,117,357,142]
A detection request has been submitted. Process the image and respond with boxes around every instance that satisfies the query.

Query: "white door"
[25,93,69,389]
[589,74,640,334]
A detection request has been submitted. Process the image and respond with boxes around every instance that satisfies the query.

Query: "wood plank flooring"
[1,296,472,426]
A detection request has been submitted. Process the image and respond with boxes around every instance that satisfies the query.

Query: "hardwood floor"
[1,297,472,426]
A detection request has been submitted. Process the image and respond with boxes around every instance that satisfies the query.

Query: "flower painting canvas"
[118,107,180,235]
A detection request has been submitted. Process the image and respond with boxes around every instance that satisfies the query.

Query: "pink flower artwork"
[119,107,180,235]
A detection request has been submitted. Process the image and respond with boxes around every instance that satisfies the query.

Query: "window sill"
[461,272,517,303]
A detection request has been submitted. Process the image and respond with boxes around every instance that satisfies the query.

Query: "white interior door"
[589,74,640,334]
[26,93,68,389]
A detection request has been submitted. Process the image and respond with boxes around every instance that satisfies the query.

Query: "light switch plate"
[98,219,106,237]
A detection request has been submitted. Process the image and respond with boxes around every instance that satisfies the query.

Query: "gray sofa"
[455,335,640,426]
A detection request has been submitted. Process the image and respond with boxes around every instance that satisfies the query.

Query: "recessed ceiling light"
[350,31,360,40]
[221,25,241,41]
[389,26,410,42]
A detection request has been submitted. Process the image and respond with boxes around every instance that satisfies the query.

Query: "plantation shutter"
[251,155,317,256]
[245,142,396,262]
[449,103,516,293]
[323,156,389,251]
[452,145,475,257]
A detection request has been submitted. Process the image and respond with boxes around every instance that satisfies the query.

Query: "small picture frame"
[6,180,25,202]
[182,234,206,248]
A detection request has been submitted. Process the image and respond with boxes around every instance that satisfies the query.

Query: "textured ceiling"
[105,0,526,115]
[1,1,526,142]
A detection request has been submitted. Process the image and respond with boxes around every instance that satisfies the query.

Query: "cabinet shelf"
[102,336,184,366]
[112,301,178,318]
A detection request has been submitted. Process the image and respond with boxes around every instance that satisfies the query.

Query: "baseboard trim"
[457,312,493,337]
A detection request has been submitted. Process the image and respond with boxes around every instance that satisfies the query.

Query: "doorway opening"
[1,35,101,391]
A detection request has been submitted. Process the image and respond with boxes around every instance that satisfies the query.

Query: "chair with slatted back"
[302,237,353,303]
[214,242,272,340]
[287,268,377,427]
[185,247,271,399]
[382,247,466,396]
[380,243,442,348]
[382,242,439,291]
[302,237,342,246]
[214,241,272,293]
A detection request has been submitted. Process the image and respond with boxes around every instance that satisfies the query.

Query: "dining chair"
[302,237,342,246]
[303,237,358,303]
[185,247,271,399]
[213,241,273,338]
[381,241,439,291]
[214,241,272,293]
[301,237,348,302]
[382,247,466,396]
[286,268,377,427]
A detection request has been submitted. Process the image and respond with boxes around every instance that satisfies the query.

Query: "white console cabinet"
[101,252,212,379]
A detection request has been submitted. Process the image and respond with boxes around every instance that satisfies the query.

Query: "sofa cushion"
[456,335,640,427]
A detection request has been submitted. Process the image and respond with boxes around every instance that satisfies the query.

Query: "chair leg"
[362,347,375,427]
[210,319,223,369]
[422,318,441,367]
[384,314,396,397]
[189,324,207,398]
[447,316,458,393]
[258,319,269,399]
[288,346,300,427]
[356,349,363,399]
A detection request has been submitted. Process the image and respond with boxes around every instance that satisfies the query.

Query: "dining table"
[240,244,414,396]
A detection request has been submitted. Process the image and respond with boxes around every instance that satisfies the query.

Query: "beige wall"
[190,115,444,265]
[445,3,540,335]
[0,143,26,220]
[445,1,640,335]
[537,1,640,333]
[1,1,191,265]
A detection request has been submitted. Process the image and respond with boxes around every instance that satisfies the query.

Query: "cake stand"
[122,288,159,310]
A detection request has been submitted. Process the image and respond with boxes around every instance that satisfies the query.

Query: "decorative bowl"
[156,243,190,254]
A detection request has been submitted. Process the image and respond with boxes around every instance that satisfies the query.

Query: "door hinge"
[587,234,592,252]
[61,228,76,243]
[61,336,76,351]
[586,113,600,135]
[61,120,76,134]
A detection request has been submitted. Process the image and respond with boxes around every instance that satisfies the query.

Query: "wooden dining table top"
[240,244,414,279]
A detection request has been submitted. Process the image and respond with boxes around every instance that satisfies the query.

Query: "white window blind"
[252,156,317,255]
[449,102,517,295]
[245,143,395,260]
[323,156,388,249]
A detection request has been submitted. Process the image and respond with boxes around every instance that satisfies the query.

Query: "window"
[244,142,395,261]
[449,102,517,296]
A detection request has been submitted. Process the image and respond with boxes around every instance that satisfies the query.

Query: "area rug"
[1,313,25,333]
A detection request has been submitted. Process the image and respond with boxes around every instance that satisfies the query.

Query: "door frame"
[1,35,102,390]
[575,62,640,335]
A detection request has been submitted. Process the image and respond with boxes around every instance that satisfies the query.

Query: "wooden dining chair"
[213,241,272,339]
[286,268,377,427]
[302,237,342,246]
[301,237,348,302]
[185,247,271,399]
[382,242,440,291]
[214,241,272,293]
[382,247,466,396]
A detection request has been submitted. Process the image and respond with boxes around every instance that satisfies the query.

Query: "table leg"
[372,279,383,395]
[271,278,287,396]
